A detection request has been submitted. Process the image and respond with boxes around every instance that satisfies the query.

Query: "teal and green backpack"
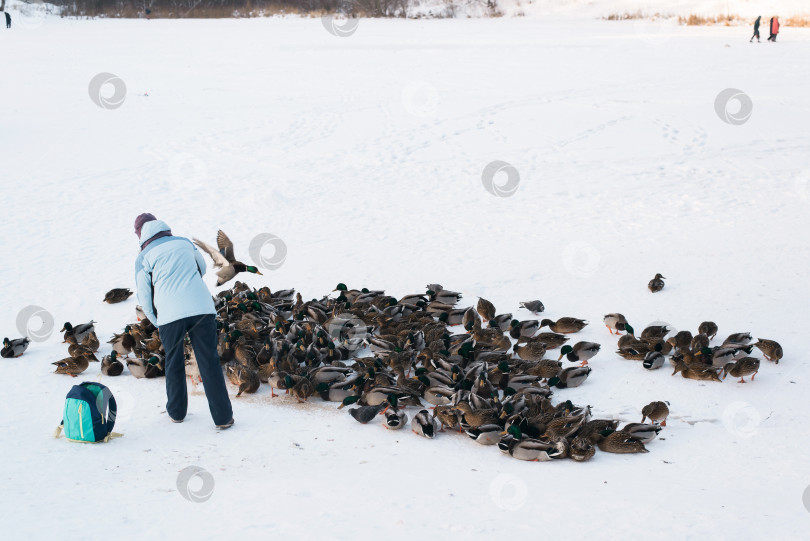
[54,382,122,443]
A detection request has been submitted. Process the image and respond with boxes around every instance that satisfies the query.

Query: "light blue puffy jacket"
[134,220,216,327]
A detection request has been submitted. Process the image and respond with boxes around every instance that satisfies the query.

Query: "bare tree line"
[51,0,414,17]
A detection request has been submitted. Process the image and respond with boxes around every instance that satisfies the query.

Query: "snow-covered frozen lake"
[1,14,809,539]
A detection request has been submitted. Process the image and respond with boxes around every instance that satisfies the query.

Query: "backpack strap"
[53,425,123,442]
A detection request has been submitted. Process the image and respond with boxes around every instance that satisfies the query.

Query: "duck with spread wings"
[193,230,263,287]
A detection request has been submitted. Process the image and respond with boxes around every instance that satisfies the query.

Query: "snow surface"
[1,15,810,540]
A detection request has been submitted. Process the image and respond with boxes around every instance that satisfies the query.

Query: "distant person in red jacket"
[767,16,780,42]
[750,16,761,42]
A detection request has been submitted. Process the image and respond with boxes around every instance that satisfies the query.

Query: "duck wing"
[193,238,231,268]
[216,230,236,263]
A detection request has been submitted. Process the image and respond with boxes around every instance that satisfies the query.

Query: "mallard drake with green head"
[383,408,409,430]
[332,283,364,303]
[427,289,462,306]
[412,409,440,438]
[619,423,662,443]
[509,319,540,340]
[285,375,314,403]
[308,365,354,386]
[603,313,629,335]
[465,424,502,445]
[101,350,124,376]
[501,426,566,461]
[349,400,389,424]
[109,325,136,357]
[61,321,96,344]
[421,366,456,387]
[126,354,163,379]
[642,351,666,370]
[193,230,263,287]
[503,374,544,393]
[548,366,591,389]
[559,342,600,366]
[472,372,497,398]
[103,288,134,304]
[1,337,30,358]
[437,309,467,326]
[363,385,421,407]
[488,313,513,331]
[540,317,588,334]
[316,380,359,403]
[616,326,639,348]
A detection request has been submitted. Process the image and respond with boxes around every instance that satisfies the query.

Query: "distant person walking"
[767,16,780,42]
[134,213,234,430]
[750,16,761,42]
[5,12,10,29]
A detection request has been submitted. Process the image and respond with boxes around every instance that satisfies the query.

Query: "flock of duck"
[1,237,785,461]
[96,281,673,460]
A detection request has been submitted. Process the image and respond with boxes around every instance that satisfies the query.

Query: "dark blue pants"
[159,314,232,425]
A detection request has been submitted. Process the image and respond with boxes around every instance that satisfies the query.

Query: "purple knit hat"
[134,213,157,238]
